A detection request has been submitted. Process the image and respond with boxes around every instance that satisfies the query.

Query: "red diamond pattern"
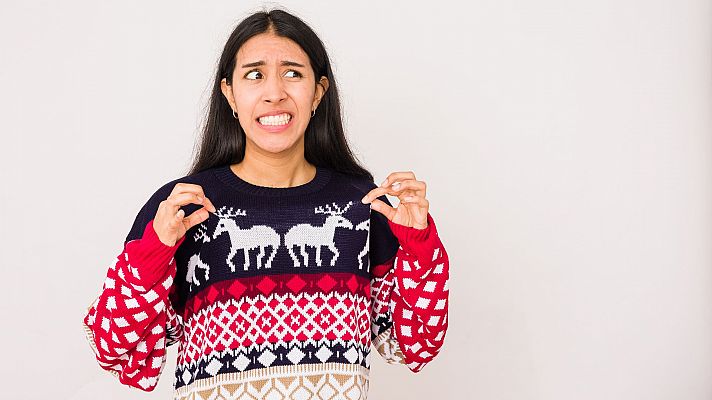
[227,280,246,298]
[317,274,336,292]
[286,275,306,293]
[206,286,219,303]
[346,275,358,293]
[256,277,276,295]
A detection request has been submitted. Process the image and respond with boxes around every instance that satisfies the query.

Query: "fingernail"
[361,195,368,204]
[380,179,388,187]
[392,182,400,188]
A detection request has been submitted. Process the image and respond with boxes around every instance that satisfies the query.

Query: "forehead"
[236,33,309,65]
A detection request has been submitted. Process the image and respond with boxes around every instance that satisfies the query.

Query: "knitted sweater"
[82,164,450,400]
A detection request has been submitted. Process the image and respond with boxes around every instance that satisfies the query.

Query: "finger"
[398,188,419,204]
[182,207,211,231]
[402,195,429,208]
[202,196,217,213]
[165,192,209,211]
[361,186,394,204]
[361,187,387,204]
[168,183,216,211]
[362,179,425,204]
[389,179,426,199]
[379,171,416,188]
[169,182,208,199]
[400,196,430,228]
[369,198,397,221]
[167,206,187,229]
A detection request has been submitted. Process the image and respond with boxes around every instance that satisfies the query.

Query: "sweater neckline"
[213,163,332,197]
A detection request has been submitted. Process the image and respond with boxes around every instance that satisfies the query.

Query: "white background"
[1,0,710,399]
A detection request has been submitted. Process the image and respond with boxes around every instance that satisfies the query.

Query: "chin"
[250,134,300,154]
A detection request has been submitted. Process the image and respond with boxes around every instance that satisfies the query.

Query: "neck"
[231,146,316,188]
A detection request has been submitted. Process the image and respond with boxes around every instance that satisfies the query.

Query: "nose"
[262,73,287,104]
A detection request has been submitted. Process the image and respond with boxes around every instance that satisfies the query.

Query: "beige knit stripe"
[174,362,369,397]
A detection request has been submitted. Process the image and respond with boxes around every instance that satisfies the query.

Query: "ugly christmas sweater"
[82,164,450,400]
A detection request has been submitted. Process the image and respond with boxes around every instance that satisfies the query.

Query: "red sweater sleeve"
[82,219,186,391]
[370,212,450,373]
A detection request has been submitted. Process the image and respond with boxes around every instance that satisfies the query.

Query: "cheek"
[232,90,254,109]
[290,84,316,103]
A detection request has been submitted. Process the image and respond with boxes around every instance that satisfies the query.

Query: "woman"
[82,8,450,400]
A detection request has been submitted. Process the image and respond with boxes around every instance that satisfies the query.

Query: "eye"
[244,69,303,80]
[244,70,263,80]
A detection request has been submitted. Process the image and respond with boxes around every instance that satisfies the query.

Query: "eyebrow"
[240,60,306,68]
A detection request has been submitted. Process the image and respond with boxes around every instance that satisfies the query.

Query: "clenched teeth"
[258,113,292,126]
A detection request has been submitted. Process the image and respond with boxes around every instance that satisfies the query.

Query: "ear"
[220,78,237,111]
[312,76,329,110]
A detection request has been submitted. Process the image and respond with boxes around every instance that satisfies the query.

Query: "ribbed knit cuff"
[125,219,186,289]
[386,212,440,266]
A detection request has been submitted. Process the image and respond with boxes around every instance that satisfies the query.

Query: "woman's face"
[221,32,329,156]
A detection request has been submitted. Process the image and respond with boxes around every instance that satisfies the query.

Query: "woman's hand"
[361,171,429,229]
[153,183,217,246]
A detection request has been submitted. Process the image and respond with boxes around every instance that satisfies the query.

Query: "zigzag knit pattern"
[82,164,449,399]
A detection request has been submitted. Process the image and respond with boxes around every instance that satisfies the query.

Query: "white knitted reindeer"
[354,219,370,270]
[185,224,211,291]
[212,206,281,272]
[284,201,354,267]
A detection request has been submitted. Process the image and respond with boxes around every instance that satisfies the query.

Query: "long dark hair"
[187,7,373,182]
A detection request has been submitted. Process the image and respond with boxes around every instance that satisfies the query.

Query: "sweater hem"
[174,362,370,400]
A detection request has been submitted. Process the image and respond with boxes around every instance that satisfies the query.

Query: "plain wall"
[1,0,710,399]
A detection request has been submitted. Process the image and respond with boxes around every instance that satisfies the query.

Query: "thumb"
[370,198,396,221]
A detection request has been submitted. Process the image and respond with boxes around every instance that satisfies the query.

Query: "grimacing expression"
[220,33,329,155]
